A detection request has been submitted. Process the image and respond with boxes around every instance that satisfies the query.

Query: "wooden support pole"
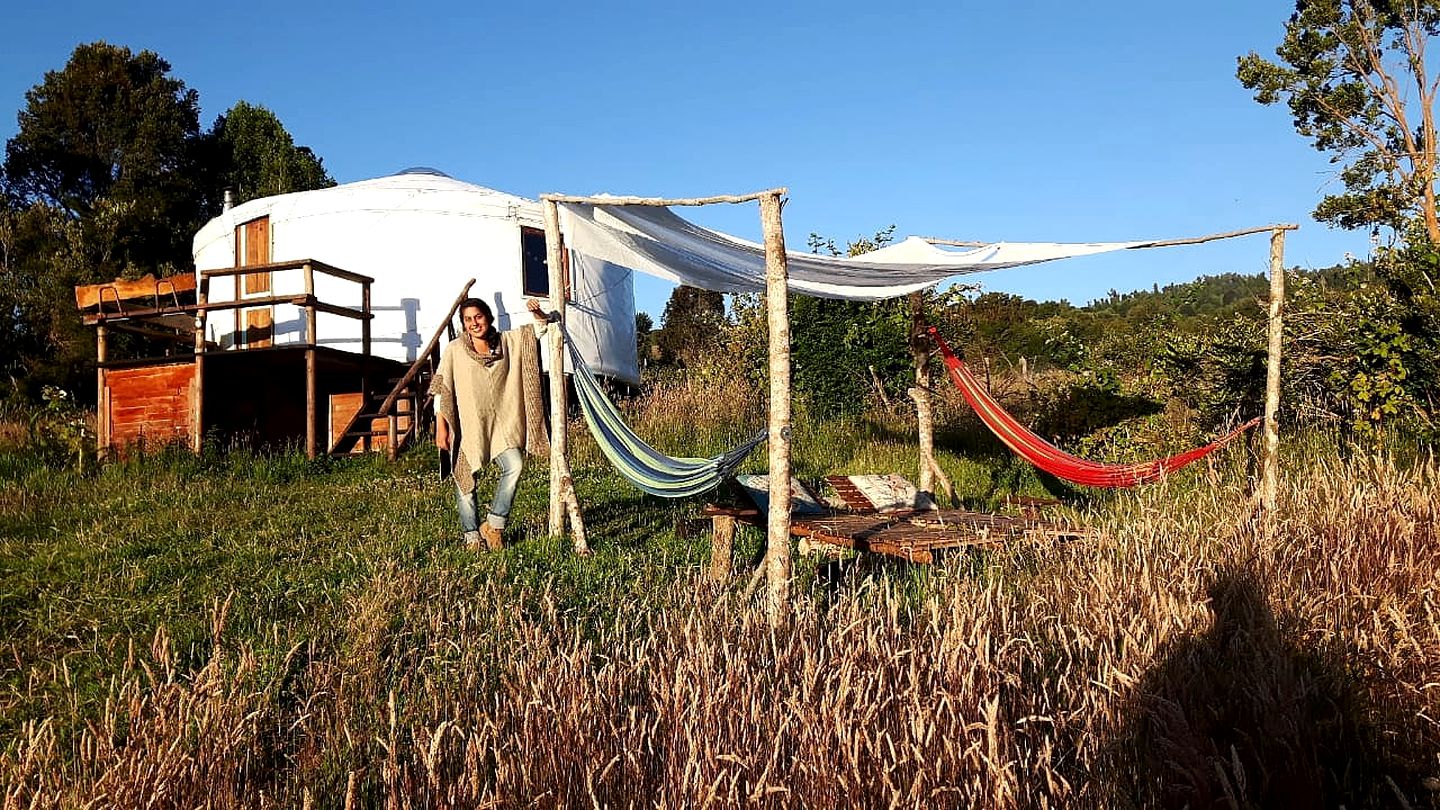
[542,199,589,552]
[909,292,933,494]
[907,290,952,504]
[96,325,108,458]
[304,262,318,460]
[387,413,398,462]
[759,191,792,624]
[193,280,207,453]
[544,199,567,537]
[361,283,372,350]
[1259,228,1287,516]
[361,281,372,382]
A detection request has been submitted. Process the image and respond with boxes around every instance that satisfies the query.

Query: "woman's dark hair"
[458,298,492,320]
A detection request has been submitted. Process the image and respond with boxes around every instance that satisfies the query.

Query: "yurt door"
[234,217,273,347]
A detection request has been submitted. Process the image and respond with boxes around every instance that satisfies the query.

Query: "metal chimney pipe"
[222,188,235,212]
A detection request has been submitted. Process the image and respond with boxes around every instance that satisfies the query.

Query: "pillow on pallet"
[733,474,828,515]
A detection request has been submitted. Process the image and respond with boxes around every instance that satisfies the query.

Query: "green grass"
[5,408,1438,807]
[0,407,1074,739]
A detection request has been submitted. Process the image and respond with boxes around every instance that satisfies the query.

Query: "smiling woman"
[429,296,553,551]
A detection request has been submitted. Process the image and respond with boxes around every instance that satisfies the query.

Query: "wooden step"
[344,428,414,439]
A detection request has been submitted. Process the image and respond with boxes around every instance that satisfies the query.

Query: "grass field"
[2,387,1437,807]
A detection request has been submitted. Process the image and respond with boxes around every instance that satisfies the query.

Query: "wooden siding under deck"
[104,362,195,449]
[328,393,412,453]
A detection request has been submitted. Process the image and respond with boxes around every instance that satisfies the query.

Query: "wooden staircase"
[329,279,476,459]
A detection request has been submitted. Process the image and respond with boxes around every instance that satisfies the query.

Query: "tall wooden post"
[541,199,589,552]
[543,199,568,537]
[1259,229,1287,515]
[759,191,792,624]
[907,292,954,505]
[304,262,318,460]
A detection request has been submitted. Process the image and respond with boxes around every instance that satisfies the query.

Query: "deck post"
[361,280,372,393]
[1259,228,1287,517]
[304,262,318,460]
[95,325,108,458]
[759,190,792,624]
[193,279,208,453]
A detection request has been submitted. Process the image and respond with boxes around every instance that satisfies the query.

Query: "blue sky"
[2,1,1372,320]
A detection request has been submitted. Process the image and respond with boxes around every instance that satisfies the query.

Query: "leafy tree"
[0,42,212,401]
[206,101,334,204]
[787,227,913,415]
[1237,1,1440,240]
[3,42,205,273]
[635,311,655,363]
[654,285,726,366]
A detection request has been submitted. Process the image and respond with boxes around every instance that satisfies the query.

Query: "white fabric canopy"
[560,202,1164,301]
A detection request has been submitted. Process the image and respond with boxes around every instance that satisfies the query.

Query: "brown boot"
[480,523,504,551]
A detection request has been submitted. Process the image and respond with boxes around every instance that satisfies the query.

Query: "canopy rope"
[563,333,766,498]
[927,326,1260,487]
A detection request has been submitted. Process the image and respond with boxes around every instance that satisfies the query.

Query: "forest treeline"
[641,257,1436,447]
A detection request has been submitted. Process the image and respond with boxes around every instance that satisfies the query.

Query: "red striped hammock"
[927,326,1260,488]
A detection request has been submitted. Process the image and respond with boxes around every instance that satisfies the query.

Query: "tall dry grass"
[4,446,1437,808]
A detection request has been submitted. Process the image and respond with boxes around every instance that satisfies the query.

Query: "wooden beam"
[540,188,787,207]
[1260,228,1287,516]
[98,320,193,344]
[923,223,1301,251]
[81,295,373,325]
[759,191,793,625]
[201,258,374,285]
[75,273,197,311]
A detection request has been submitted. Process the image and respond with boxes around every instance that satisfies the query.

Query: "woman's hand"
[526,299,555,322]
[436,416,451,451]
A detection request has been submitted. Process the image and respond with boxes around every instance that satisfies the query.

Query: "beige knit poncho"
[430,324,549,495]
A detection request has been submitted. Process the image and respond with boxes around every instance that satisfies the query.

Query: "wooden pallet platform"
[701,504,1086,565]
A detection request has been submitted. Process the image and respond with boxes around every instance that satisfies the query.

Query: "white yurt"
[191,168,639,383]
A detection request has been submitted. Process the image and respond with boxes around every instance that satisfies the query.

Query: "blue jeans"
[456,447,524,532]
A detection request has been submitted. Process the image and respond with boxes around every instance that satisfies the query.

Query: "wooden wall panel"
[104,363,195,449]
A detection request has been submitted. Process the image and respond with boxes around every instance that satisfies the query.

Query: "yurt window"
[520,226,549,297]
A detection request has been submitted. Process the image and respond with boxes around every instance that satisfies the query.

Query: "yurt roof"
[194,169,540,254]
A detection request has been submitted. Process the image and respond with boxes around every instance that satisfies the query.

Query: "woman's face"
[461,306,491,340]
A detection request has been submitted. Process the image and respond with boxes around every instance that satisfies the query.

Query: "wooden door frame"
[234,216,273,347]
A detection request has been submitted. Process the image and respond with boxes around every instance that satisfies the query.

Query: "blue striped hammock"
[564,337,766,498]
